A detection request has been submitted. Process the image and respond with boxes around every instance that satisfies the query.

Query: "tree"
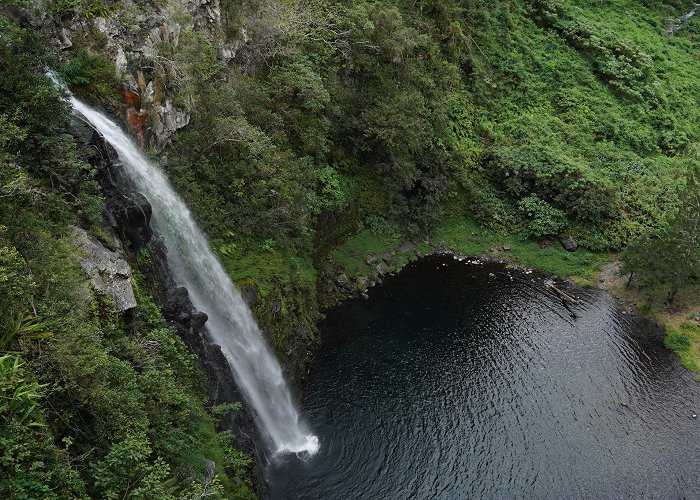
[621,168,700,303]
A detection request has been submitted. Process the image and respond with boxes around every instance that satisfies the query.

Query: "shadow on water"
[269,255,700,499]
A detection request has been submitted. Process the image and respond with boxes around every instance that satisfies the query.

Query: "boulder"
[365,254,378,266]
[376,261,390,276]
[107,190,153,249]
[355,276,369,291]
[560,235,578,252]
[503,243,511,251]
[335,273,350,287]
[381,252,393,264]
[70,227,137,311]
[399,241,416,254]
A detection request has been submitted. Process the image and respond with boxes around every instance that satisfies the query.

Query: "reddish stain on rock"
[122,88,142,110]
[127,108,148,129]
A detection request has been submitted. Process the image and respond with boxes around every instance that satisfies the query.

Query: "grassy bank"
[600,263,700,379]
[329,217,608,287]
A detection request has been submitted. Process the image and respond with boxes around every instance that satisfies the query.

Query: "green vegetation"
[0,12,254,499]
[622,167,700,303]
[5,0,700,493]
[664,323,700,375]
[159,0,700,274]
[128,1,700,360]
[331,217,606,285]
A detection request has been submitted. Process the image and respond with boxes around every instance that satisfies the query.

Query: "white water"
[667,3,700,33]
[61,87,318,456]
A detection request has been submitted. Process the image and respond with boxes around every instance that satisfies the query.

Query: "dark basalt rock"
[107,190,153,249]
[69,116,259,483]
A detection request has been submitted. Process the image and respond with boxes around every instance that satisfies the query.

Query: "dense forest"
[2,0,700,497]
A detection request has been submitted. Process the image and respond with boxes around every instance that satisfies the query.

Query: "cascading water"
[57,80,318,456]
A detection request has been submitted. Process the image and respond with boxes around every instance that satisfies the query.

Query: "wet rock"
[355,276,369,291]
[70,227,137,311]
[107,190,153,249]
[239,284,258,308]
[163,286,195,323]
[376,262,390,276]
[560,235,578,252]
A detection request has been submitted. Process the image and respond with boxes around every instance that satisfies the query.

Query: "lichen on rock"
[70,226,137,311]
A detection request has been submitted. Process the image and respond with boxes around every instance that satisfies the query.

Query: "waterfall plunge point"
[55,77,319,457]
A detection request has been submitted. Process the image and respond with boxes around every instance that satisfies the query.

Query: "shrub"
[517,194,567,238]
[665,331,691,352]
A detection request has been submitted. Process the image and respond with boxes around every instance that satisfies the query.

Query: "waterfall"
[59,84,318,456]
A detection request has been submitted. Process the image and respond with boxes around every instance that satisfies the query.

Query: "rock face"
[69,116,258,481]
[560,235,578,252]
[70,227,137,311]
[45,0,230,151]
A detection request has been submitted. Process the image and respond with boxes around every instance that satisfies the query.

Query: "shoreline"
[322,230,700,381]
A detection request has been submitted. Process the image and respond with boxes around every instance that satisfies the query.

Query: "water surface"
[270,255,700,498]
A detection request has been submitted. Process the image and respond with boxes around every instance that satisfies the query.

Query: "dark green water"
[269,255,700,499]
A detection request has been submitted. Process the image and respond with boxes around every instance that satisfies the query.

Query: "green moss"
[330,230,404,276]
[218,241,316,299]
[432,217,606,284]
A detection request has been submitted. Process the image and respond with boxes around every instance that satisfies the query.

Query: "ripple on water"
[269,255,700,499]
